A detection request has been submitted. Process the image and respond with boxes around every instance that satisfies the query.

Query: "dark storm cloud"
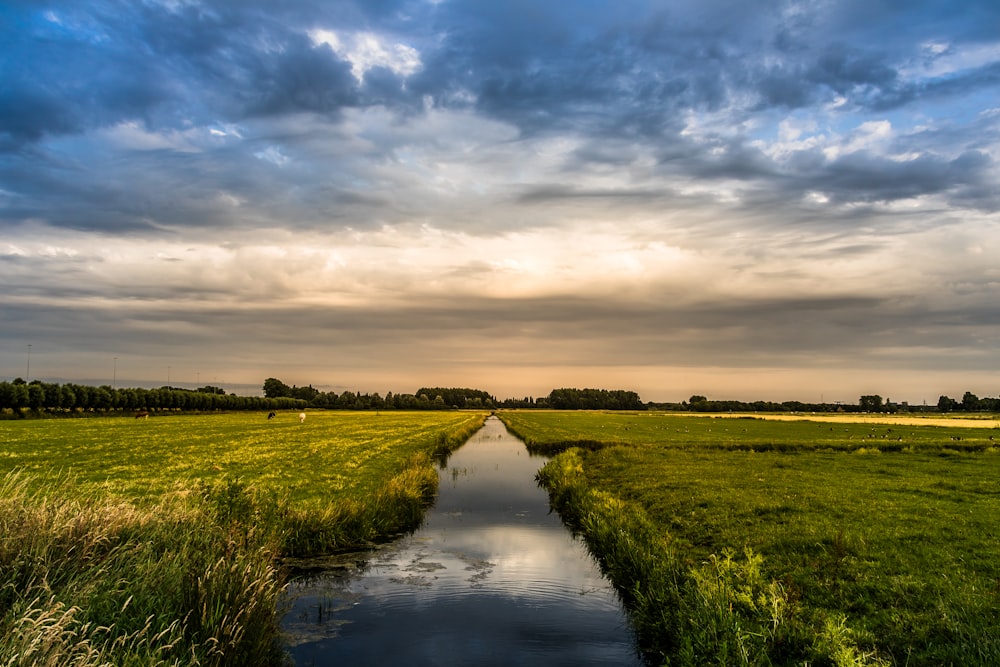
[3,0,997,136]
[2,0,998,233]
[0,1,387,148]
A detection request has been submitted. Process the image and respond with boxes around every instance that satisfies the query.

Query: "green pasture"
[0,410,482,505]
[0,410,486,666]
[500,409,999,453]
[502,411,1000,666]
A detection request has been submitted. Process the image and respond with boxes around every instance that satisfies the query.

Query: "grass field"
[1,410,483,504]
[0,410,487,666]
[501,410,999,454]
[501,411,1000,666]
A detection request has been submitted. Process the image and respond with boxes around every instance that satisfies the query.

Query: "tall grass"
[0,473,285,666]
[279,453,439,555]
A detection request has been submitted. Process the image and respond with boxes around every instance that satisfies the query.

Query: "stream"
[280,415,644,666]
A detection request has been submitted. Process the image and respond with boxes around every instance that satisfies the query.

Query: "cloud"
[2,0,1000,400]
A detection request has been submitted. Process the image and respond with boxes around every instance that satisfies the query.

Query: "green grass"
[503,411,1000,666]
[501,410,1000,454]
[1,410,483,503]
[0,410,487,666]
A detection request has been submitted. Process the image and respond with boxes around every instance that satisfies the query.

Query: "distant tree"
[26,382,46,411]
[291,384,319,401]
[962,391,980,412]
[859,395,883,412]
[336,391,357,409]
[415,387,495,408]
[547,388,643,410]
[310,391,334,408]
[263,378,292,398]
[92,386,113,411]
[980,396,1000,412]
[688,395,709,412]
[0,382,15,410]
[937,395,959,413]
[397,393,418,409]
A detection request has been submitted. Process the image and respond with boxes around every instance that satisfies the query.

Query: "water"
[281,416,643,666]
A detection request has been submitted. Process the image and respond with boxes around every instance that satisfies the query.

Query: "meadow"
[2,410,483,504]
[500,411,1000,667]
[0,410,486,666]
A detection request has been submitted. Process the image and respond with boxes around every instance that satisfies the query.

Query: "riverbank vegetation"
[0,411,486,666]
[502,411,1000,666]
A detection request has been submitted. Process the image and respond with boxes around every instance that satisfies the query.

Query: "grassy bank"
[503,411,1000,666]
[0,411,486,666]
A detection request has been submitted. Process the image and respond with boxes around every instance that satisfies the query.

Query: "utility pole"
[26,344,31,380]
[113,357,118,389]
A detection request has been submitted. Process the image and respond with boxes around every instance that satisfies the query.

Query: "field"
[0,410,486,666]
[500,411,1000,667]
[1,410,483,504]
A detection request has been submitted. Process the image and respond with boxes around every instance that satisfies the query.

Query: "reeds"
[0,472,286,666]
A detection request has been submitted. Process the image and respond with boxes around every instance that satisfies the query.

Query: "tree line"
[262,378,499,410]
[6,375,997,416]
[936,392,1000,413]
[0,378,306,415]
[262,380,645,411]
[544,388,644,410]
[662,392,1000,413]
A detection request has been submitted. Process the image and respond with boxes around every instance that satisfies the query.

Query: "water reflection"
[282,416,642,666]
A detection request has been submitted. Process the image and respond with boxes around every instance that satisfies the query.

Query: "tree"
[263,378,291,399]
[962,391,980,412]
[26,383,46,411]
[291,384,319,401]
[937,395,959,413]
[859,395,883,412]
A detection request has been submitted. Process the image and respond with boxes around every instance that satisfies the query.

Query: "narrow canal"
[281,415,644,666]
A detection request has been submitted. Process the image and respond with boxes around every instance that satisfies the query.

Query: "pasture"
[502,411,1000,666]
[0,410,482,504]
[0,410,486,666]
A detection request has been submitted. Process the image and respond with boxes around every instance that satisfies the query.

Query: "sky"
[2,0,999,403]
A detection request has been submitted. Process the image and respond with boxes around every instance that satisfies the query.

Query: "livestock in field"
[135,411,150,420]
[299,412,306,423]
[268,411,276,420]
